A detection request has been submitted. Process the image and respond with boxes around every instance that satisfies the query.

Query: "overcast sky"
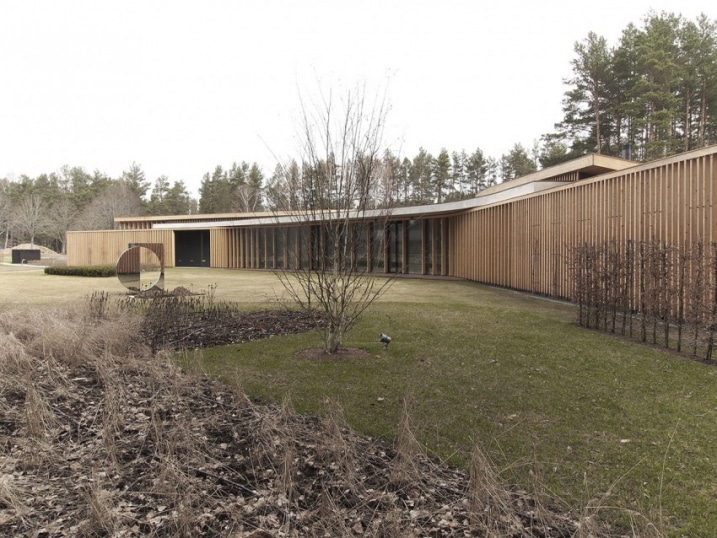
[1,0,714,197]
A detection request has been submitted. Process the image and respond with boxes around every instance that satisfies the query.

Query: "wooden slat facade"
[66,229,175,267]
[65,145,717,305]
[449,146,716,299]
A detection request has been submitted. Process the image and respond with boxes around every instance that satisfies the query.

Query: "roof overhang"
[148,153,639,230]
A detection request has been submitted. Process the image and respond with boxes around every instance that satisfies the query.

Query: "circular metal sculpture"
[116,245,164,293]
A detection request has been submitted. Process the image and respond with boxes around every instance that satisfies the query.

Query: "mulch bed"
[142,309,325,351]
[296,347,370,361]
[0,356,593,537]
[0,303,624,537]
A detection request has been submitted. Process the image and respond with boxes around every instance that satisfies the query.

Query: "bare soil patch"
[135,294,368,361]
[136,304,325,351]
[296,347,371,361]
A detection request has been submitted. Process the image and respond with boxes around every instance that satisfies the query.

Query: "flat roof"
[121,153,639,230]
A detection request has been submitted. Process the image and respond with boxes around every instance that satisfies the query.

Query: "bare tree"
[274,84,395,354]
[45,196,78,254]
[232,183,262,212]
[0,178,12,248]
[265,161,302,211]
[13,192,46,246]
[73,180,143,230]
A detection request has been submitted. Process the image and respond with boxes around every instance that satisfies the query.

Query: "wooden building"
[66,144,717,303]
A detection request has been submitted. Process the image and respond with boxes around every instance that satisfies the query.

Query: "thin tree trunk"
[622,240,632,337]
[684,88,692,152]
[706,243,717,361]
[663,245,669,347]
[699,83,707,147]
[677,244,686,352]
[640,242,647,342]
[692,241,704,357]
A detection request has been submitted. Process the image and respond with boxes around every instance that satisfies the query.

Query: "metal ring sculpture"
[116,245,164,293]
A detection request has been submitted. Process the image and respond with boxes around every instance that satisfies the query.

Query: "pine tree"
[537,135,573,168]
[558,12,717,161]
[611,24,643,158]
[121,162,150,200]
[163,181,192,215]
[432,148,451,203]
[410,148,433,204]
[199,165,237,213]
[227,161,249,187]
[198,172,214,213]
[450,151,467,200]
[397,157,412,205]
[558,31,612,154]
[500,144,537,182]
[147,176,170,215]
[678,15,717,149]
[465,149,489,194]
[634,12,683,159]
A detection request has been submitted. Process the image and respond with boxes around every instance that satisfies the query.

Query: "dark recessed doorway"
[175,230,210,267]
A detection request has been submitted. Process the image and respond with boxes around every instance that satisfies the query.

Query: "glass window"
[299,227,310,270]
[424,220,433,275]
[275,228,285,269]
[387,221,402,273]
[371,223,385,272]
[266,229,275,269]
[258,229,266,269]
[286,227,297,269]
[407,220,423,274]
[311,226,322,270]
[353,223,368,273]
[434,219,442,275]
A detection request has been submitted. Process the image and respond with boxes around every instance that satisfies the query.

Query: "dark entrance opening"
[11,249,41,264]
[175,230,210,267]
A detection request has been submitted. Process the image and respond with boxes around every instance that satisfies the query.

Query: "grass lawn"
[5,267,717,535]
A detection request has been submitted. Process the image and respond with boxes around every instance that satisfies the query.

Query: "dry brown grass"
[319,398,359,486]
[80,472,122,536]
[0,474,27,522]
[389,399,425,489]
[0,295,618,537]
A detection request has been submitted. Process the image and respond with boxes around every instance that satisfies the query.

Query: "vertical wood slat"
[66,229,174,268]
[448,150,716,300]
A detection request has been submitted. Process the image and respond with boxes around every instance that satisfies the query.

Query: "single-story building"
[67,144,717,302]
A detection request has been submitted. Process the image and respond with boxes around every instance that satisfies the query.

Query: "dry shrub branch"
[572,239,717,361]
[0,297,622,536]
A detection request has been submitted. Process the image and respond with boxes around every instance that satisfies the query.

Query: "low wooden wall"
[66,230,175,267]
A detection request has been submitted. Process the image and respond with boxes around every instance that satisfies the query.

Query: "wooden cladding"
[449,148,716,299]
[66,229,175,267]
[66,146,717,307]
[115,221,152,230]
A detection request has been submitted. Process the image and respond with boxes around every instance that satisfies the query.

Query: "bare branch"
[273,83,395,353]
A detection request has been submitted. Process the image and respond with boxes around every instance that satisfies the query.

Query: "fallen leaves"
[0,304,620,537]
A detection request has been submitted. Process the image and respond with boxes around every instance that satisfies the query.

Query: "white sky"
[1,0,714,197]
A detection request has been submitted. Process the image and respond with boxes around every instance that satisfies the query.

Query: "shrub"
[44,266,116,277]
